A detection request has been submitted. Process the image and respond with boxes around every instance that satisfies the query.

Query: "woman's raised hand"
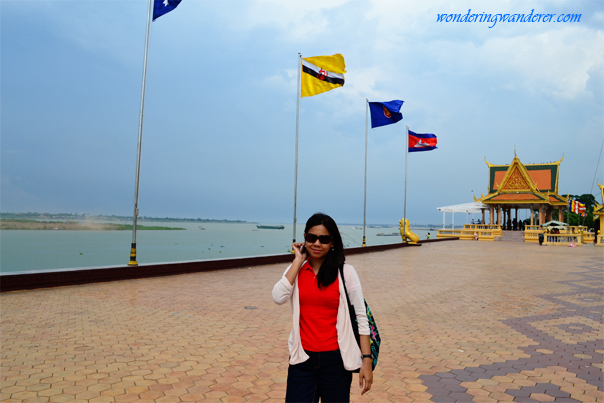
[291,242,307,261]
[284,242,307,285]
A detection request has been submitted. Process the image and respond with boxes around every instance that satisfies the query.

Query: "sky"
[2,0,603,225]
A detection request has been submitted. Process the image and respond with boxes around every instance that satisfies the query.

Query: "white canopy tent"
[436,202,489,229]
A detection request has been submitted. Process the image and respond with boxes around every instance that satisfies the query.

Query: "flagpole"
[292,53,301,247]
[363,99,368,247]
[128,0,153,266]
[403,125,408,242]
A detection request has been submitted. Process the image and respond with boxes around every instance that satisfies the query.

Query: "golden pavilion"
[474,153,568,226]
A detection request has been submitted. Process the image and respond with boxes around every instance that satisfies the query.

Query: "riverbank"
[0,219,184,231]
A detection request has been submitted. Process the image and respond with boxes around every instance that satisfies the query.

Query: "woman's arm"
[359,334,373,395]
[343,265,373,394]
[272,243,307,304]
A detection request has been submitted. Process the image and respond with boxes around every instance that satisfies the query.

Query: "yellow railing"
[524,226,543,242]
[437,225,501,241]
[441,223,598,244]
[544,234,583,246]
[583,232,595,244]
[463,224,502,237]
[437,229,462,238]
[524,226,593,243]
[436,225,595,244]
[524,231,542,242]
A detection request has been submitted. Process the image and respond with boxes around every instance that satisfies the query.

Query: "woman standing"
[272,213,373,403]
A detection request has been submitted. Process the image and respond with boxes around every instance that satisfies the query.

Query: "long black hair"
[304,213,345,289]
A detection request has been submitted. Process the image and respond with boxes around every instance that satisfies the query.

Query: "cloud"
[477,27,604,99]
[586,63,604,104]
[360,0,604,100]
[240,0,350,40]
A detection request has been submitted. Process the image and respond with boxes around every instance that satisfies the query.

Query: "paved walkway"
[1,241,602,402]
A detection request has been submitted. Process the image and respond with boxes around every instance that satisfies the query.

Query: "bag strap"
[339,264,361,348]
[338,264,351,305]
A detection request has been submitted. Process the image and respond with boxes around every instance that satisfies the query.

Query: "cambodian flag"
[408,130,437,152]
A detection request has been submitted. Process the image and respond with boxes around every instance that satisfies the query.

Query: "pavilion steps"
[495,230,525,242]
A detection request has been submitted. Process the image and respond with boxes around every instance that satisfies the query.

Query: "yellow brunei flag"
[301,54,346,97]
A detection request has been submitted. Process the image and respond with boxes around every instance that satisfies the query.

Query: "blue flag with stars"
[153,0,182,21]
[368,100,404,128]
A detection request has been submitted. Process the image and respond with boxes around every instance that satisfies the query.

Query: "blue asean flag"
[408,130,437,152]
[153,0,182,21]
[368,100,404,128]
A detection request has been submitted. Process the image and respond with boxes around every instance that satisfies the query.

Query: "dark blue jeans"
[285,350,353,403]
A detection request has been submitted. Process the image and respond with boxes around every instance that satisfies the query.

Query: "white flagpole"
[363,99,368,246]
[129,0,153,266]
[403,125,409,242]
[292,53,301,246]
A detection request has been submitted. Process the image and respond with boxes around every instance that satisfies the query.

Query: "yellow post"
[128,243,138,266]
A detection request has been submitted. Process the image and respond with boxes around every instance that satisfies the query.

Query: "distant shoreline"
[0,212,250,224]
[0,219,184,231]
[0,212,446,228]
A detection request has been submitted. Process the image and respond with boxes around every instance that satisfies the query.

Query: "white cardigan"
[272,262,370,371]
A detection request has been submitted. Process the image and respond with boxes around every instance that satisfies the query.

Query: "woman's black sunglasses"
[305,233,333,244]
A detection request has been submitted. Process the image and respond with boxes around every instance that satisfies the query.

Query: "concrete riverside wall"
[0,238,457,292]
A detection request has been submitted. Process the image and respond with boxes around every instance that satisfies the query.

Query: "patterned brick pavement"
[1,241,602,402]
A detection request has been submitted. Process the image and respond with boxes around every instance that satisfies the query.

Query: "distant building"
[474,153,568,226]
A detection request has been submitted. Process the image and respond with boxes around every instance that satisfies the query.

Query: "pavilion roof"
[475,154,568,206]
[486,155,563,194]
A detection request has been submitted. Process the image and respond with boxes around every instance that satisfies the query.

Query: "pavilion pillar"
[498,206,502,227]
[530,208,534,226]
[490,205,494,225]
[559,208,563,222]
[536,206,540,225]
[538,205,543,225]
[482,209,485,225]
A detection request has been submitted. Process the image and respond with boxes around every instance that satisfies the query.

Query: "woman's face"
[304,224,333,261]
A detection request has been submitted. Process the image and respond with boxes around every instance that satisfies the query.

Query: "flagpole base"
[128,243,138,266]
[362,236,366,247]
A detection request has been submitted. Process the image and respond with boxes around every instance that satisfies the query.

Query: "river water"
[0,222,434,274]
